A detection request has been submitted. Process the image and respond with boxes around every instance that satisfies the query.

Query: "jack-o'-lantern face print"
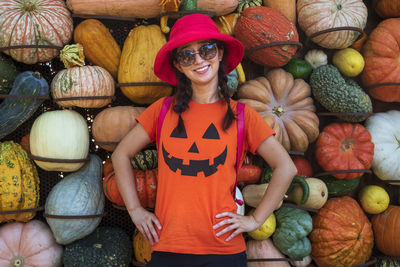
[162,122,227,177]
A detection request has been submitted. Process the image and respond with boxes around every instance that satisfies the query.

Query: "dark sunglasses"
[175,42,218,67]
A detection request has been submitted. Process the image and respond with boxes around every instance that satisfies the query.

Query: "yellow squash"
[118,25,172,105]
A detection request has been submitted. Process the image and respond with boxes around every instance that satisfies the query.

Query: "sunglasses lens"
[199,43,217,60]
[176,43,217,67]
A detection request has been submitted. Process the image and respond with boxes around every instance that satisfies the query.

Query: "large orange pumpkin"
[51,65,115,108]
[103,169,158,209]
[372,205,400,256]
[0,0,73,64]
[237,68,319,152]
[297,0,368,49]
[361,18,400,103]
[375,0,400,18]
[315,123,374,180]
[92,106,145,151]
[309,196,374,267]
[234,6,299,67]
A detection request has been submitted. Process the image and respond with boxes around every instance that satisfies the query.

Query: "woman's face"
[174,39,224,87]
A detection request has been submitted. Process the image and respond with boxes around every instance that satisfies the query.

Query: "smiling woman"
[111,13,297,267]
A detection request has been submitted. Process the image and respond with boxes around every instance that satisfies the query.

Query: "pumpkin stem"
[340,138,353,151]
[337,3,342,10]
[272,105,285,117]
[93,243,103,248]
[32,72,42,80]
[22,0,37,12]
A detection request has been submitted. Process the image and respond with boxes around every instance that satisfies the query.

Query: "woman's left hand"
[213,212,261,242]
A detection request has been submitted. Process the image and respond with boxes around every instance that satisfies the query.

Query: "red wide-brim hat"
[154,14,244,86]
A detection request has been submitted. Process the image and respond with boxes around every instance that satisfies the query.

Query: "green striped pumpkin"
[131,149,157,170]
[236,0,262,13]
[376,257,400,267]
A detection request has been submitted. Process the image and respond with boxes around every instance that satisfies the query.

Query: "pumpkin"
[0,220,63,267]
[316,123,374,180]
[242,184,283,209]
[118,24,172,104]
[286,178,328,210]
[20,133,30,153]
[375,0,400,18]
[45,154,105,245]
[309,196,374,267]
[375,256,400,267]
[246,238,290,267]
[319,175,361,196]
[0,141,39,223]
[290,256,312,267]
[236,0,262,13]
[263,0,296,24]
[103,169,158,209]
[237,68,319,152]
[292,157,313,177]
[272,206,313,258]
[29,109,89,172]
[92,106,145,151]
[103,157,113,177]
[74,19,121,79]
[131,149,158,170]
[59,43,85,68]
[0,71,49,140]
[361,18,400,103]
[215,13,240,36]
[0,0,73,64]
[133,228,152,264]
[234,6,299,67]
[51,65,115,108]
[63,226,132,267]
[372,205,400,256]
[0,54,19,95]
[304,49,328,69]
[297,0,368,49]
[365,110,400,184]
[237,156,261,184]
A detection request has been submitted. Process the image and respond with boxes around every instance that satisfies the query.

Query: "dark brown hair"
[170,40,236,133]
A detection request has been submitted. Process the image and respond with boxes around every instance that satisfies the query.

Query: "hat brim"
[154,31,244,85]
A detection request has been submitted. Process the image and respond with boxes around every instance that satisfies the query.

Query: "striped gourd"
[376,257,400,267]
[0,141,40,223]
[131,149,158,170]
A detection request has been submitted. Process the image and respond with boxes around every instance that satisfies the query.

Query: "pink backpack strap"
[157,96,173,148]
[234,102,245,205]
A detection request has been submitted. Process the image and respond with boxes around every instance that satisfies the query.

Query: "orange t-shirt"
[136,97,275,255]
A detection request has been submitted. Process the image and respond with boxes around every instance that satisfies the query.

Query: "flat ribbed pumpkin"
[237,68,319,152]
[315,123,374,180]
[51,65,115,108]
[309,196,374,267]
[92,106,145,151]
[375,0,400,18]
[297,0,368,49]
[0,0,73,64]
[361,18,400,103]
[118,25,172,105]
[0,141,39,223]
[372,205,400,256]
[234,6,299,67]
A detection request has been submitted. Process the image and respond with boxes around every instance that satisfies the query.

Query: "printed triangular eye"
[202,123,220,139]
[170,125,188,138]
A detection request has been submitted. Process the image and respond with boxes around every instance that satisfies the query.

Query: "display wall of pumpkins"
[0,0,400,266]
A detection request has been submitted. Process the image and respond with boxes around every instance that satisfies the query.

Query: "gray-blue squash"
[45,154,105,245]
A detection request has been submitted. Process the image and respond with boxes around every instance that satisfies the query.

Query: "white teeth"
[196,66,208,72]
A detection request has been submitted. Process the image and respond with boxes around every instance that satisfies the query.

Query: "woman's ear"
[173,60,183,73]
[218,47,224,62]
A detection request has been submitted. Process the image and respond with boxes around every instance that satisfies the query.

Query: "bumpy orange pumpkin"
[297,0,368,49]
[362,18,400,103]
[234,6,299,67]
[237,68,319,152]
[310,196,374,267]
[92,106,145,151]
[372,205,400,256]
[103,169,157,209]
[316,122,374,180]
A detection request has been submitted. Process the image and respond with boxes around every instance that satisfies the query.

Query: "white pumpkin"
[291,255,312,267]
[30,109,89,172]
[297,0,368,49]
[365,110,400,185]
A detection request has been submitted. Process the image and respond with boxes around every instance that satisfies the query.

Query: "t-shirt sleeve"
[244,104,275,154]
[135,97,165,143]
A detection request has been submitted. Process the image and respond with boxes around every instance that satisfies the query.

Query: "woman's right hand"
[131,206,162,245]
